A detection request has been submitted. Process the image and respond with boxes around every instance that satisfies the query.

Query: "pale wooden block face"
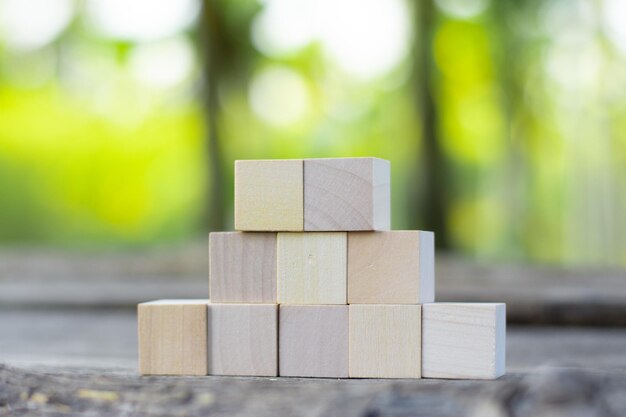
[347,231,435,304]
[277,232,347,305]
[209,232,277,303]
[208,304,278,377]
[235,159,304,231]
[422,303,506,380]
[138,300,209,376]
[304,158,390,231]
[349,305,422,378]
[279,305,349,378]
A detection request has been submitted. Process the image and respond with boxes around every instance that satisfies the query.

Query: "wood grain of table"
[2,247,626,416]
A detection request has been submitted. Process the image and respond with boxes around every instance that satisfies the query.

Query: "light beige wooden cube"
[279,305,349,378]
[304,157,390,231]
[277,232,347,305]
[209,232,276,303]
[349,305,422,378]
[235,159,303,231]
[422,303,506,380]
[138,300,209,376]
[208,304,278,377]
[348,231,434,304]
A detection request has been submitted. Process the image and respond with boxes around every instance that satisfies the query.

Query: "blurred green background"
[1,0,625,266]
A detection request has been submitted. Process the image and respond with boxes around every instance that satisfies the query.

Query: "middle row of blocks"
[209,230,435,305]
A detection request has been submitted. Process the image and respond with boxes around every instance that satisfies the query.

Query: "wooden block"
[277,232,347,305]
[422,303,506,380]
[208,304,277,377]
[348,231,434,304]
[209,232,276,303]
[304,157,390,231]
[279,305,349,378]
[349,305,422,378]
[235,159,303,231]
[138,300,209,376]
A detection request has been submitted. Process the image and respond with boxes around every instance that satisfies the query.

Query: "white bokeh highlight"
[84,0,200,41]
[0,0,74,50]
[129,37,195,88]
[252,0,411,80]
[249,66,311,127]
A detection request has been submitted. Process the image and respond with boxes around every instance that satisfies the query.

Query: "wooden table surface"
[2,246,626,416]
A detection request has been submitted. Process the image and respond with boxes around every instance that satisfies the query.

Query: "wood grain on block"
[349,305,422,378]
[138,300,209,376]
[277,232,347,305]
[279,305,349,378]
[209,232,276,303]
[422,303,506,380]
[208,304,277,377]
[235,159,303,231]
[304,158,390,231]
[348,231,435,304]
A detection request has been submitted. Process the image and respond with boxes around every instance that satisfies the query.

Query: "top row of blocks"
[235,157,390,231]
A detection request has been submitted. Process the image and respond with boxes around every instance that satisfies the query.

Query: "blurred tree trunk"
[493,1,530,258]
[410,0,449,249]
[199,0,226,232]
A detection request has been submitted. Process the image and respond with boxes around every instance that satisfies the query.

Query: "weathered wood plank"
[2,364,626,417]
[2,247,626,325]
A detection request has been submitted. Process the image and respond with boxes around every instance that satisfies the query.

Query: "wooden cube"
[138,300,209,376]
[209,232,277,303]
[348,231,434,304]
[304,157,390,231]
[279,305,349,378]
[349,305,422,378]
[235,159,303,231]
[422,303,506,380]
[277,232,347,305]
[208,304,278,377]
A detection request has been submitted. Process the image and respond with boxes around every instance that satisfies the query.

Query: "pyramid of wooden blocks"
[138,157,506,380]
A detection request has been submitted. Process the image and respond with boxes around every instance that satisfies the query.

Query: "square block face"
[304,158,390,231]
[235,159,304,231]
[138,300,209,376]
[279,305,349,378]
[277,232,347,305]
[208,304,278,377]
[422,303,506,380]
[349,305,422,378]
[209,232,277,303]
[348,231,434,304]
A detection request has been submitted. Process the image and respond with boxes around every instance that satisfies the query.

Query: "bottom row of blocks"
[138,301,505,379]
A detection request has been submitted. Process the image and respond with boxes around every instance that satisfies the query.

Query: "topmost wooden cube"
[235,159,304,231]
[304,158,390,231]
[235,158,390,231]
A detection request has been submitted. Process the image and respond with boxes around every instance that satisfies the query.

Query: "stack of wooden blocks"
[138,158,506,379]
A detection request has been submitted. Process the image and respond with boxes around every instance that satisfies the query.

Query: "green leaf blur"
[1,0,625,266]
